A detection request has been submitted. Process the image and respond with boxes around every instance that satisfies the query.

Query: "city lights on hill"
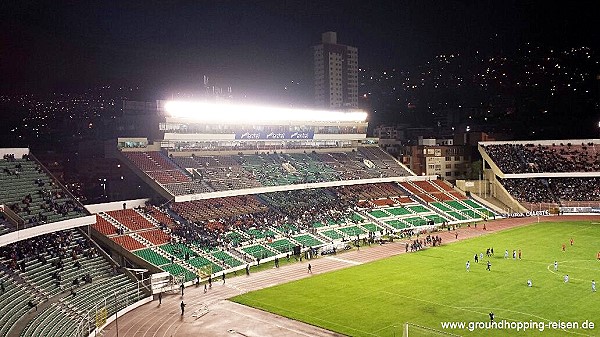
[164,101,368,123]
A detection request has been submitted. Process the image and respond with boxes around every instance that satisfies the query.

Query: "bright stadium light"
[164,101,368,123]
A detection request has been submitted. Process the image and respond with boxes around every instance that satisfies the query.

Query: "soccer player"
[466,261,470,272]
[504,249,509,259]
[570,238,574,246]
[480,252,484,261]
[597,251,600,260]
[554,261,558,271]
[518,249,522,260]
[564,274,569,283]
[486,261,491,271]
[513,250,516,259]
[527,279,532,287]
[474,253,479,263]
[562,244,566,252]
[593,280,596,292]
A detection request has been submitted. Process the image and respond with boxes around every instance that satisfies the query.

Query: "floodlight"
[164,101,367,123]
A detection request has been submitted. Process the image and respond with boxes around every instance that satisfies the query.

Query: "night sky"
[1,1,598,98]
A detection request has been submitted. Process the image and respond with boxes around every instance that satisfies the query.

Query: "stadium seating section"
[500,177,600,204]
[484,142,600,174]
[0,228,143,337]
[0,156,87,232]
[482,142,600,206]
[123,147,413,196]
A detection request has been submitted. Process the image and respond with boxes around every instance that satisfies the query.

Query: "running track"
[100,215,599,337]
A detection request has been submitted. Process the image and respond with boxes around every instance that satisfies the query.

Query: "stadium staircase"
[356,209,394,232]
[540,179,561,205]
[291,233,325,247]
[239,243,279,261]
[514,147,527,171]
[400,180,496,222]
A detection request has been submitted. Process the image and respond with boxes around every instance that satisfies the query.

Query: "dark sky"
[1,1,598,97]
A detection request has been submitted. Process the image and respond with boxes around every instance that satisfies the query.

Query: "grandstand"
[479,139,600,212]
[0,148,151,337]
[91,103,497,292]
[117,101,415,202]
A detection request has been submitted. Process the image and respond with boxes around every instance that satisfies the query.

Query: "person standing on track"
[180,301,186,315]
[308,263,312,273]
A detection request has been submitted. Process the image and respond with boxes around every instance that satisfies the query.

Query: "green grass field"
[231,221,600,336]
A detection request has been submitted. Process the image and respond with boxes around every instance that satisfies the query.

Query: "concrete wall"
[0,215,96,247]
[174,175,437,202]
[489,175,528,213]
[0,148,29,158]
[85,198,151,214]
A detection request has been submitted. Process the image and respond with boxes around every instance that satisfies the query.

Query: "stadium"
[0,102,599,337]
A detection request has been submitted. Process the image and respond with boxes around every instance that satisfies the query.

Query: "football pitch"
[231,221,600,336]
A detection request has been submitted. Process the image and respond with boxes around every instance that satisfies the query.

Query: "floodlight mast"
[163,101,367,124]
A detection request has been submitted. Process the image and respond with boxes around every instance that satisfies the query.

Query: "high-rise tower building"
[313,32,358,109]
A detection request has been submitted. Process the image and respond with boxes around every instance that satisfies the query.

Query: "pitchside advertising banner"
[560,207,600,214]
[235,131,314,140]
[502,210,550,218]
